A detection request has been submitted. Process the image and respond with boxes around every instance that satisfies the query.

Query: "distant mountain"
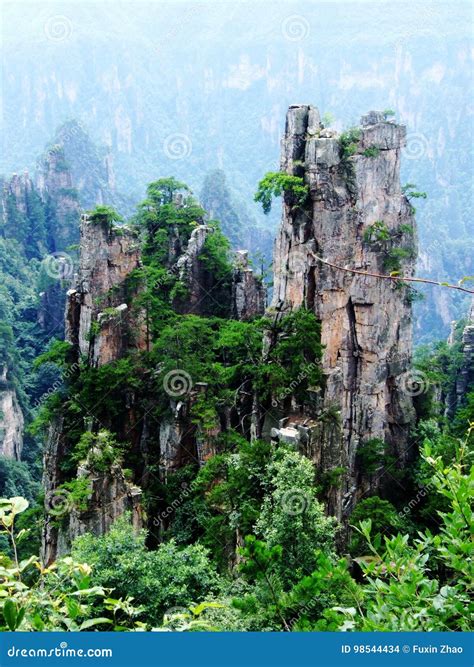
[2,0,473,340]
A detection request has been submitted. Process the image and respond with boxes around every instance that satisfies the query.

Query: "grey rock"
[272,104,417,519]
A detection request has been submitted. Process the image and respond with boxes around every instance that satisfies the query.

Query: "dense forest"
[0,102,472,633]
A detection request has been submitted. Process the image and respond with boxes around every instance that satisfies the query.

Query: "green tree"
[254,172,309,214]
[72,516,221,625]
[255,447,337,586]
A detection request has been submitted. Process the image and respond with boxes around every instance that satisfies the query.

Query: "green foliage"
[146,177,190,207]
[254,172,309,214]
[321,111,335,127]
[382,109,396,119]
[72,430,124,472]
[199,225,232,282]
[363,220,416,273]
[339,127,361,158]
[349,496,407,556]
[349,434,473,631]
[175,437,273,568]
[261,309,323,404]
[0,459,40,505]
[402,182,427,200]
[33,339,72,370]
[72,516,221,625]
[255,447,337,586]
[134,179,204,264]
[362,146,381,158]
[363,220,391,243]
[87,205,123,229]
[0,496,139,631]
[356,438,385,474]
[53,478,92,516]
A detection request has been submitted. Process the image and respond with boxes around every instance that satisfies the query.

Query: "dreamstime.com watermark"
[272,362,318,406]
[33,362,80,409]
[398,481,434,518]
[6,642,112,659]
[153,477,200,525]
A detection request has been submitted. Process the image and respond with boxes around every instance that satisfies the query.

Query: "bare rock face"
[42,418,143,564]
[36,146,81,252]
[64,462,142,553]
[0,365,24,459]
[447,299,474,416]
[272,105,417,519]
[174,224,213,313]
[66,215,147,366]
[232,251,266,320]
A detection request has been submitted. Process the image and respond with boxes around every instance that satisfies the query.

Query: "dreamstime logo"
[281,15,310,42]
[42,252,75,280]
[162,606,190,629]
[47,489,73,517]
[400,369,430,397]
[402,132,430,160]
[163,369,193,397]
[44,15,73,42]
[280,489,310,516]
[163,133,192,160]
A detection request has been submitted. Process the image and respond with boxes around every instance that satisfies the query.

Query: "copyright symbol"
[402,645,410,653]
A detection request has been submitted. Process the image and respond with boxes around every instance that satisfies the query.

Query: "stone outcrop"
[36,146,81,252]
[173,224,265,320]
[456,300,474,404]
[232,251,266,320]
[66,214,147,366]
[42,215,148,563]
[271,105,417,519]
[42,199,266,558]
[0,366,24,460]
[173,224,213,313]
[66,461,142,545]
[445,299,474,416]
[42,417,143,565]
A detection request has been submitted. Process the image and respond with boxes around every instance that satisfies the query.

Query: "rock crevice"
[271,105,417,518]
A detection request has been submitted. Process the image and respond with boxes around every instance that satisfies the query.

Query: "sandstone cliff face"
[445,299,474,417]
[66,215,147,366]
[42,216,147,563]
[42,416,143,565]
[43,211,265,558]
[232,251,266,320]
[0,366,24,459]
[36,146,81,252]
[271,105,417,518]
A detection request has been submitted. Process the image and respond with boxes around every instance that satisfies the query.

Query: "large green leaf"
[3,600,17,631]
[79,617,113,631]
[10,497,29,515]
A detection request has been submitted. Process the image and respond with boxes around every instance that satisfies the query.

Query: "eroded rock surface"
[0,366,24,460]
[272,105,417,518]
[66,214,147,366]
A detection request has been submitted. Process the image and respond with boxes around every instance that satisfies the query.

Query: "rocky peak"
[66,214,147,367]
[272,105,417,519]
[447,298,474,416]
[232,250,266,320]
[0,364,24,460]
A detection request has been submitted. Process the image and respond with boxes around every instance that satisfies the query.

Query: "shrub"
[362,146,381,158]
[87,205,123,228]
[254,172,309,214]
[72,516,221,625]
